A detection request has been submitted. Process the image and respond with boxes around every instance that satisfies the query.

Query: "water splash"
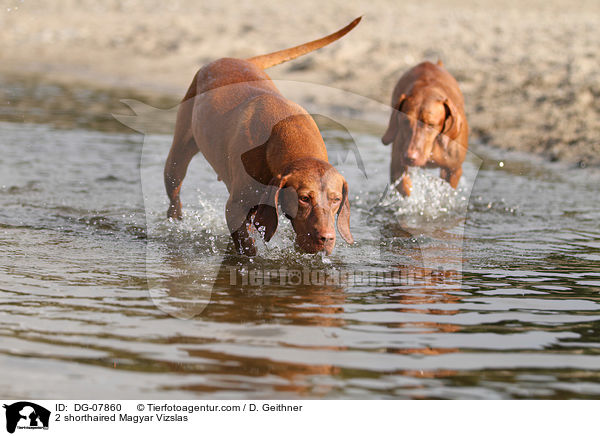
[374,168,469,224]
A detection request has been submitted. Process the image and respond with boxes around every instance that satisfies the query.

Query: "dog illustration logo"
[3,402,50,434]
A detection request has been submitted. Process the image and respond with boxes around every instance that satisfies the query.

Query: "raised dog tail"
[247,16,361,70]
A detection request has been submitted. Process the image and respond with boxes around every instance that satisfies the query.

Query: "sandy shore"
[1,0,599,166]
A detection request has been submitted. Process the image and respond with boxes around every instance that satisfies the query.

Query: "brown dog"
[164,18,360,256]
[382,61,468,196]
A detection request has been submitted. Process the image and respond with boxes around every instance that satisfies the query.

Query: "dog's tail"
[247,16,361,70]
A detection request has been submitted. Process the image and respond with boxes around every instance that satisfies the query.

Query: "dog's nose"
[315,229,335,244]
[406,149,420,165]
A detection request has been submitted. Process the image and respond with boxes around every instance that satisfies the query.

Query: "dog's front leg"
[164,94,198,220]
[440,166,462,189]
[226,196,257,256]
[391,159,412,197]
[164,136,198,220]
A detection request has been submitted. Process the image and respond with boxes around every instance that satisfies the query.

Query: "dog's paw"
[396,175,412,197]
[167,203,183,220]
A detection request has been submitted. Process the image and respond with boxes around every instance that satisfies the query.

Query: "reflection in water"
[146,224,468,395]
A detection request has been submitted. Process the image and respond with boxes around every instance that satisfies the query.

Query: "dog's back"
[394,61,464,109]
[185,58,326,188]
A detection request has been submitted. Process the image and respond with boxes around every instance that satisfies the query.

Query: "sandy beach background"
[1,0,599,166]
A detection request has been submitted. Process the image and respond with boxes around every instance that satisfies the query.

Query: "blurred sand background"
[1,0,599,165]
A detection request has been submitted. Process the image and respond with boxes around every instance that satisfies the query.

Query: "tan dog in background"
[164,18,360,255]
[382,61,468,196]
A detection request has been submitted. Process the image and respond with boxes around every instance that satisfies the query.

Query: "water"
[1,81,600,399]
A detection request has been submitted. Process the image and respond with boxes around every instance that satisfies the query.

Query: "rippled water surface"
[1,80,600,399]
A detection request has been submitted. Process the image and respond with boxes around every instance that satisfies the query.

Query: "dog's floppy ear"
[438,98,462,149]
[253,174,289,242]
[336,179,353,244]
[382,94,406,145]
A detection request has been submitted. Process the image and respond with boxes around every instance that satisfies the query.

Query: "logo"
[3,402,50,434]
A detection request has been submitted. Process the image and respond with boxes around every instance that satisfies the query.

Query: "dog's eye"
[299,195,310,203]
[332,197,341,203]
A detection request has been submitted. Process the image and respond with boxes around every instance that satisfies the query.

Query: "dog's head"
[382,91,461,167]
[254,158,353,255]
